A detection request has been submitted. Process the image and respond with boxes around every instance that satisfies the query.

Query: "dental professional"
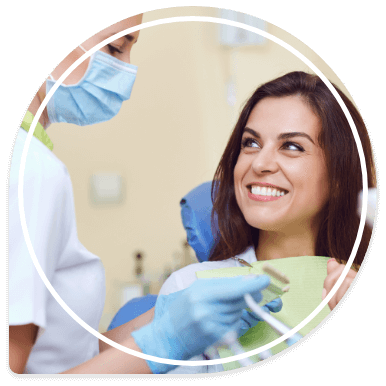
[8,15,279,375]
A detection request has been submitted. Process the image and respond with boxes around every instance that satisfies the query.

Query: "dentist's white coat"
[9,128,105,373]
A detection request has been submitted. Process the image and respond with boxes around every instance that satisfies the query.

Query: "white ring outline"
[17,16,368,367]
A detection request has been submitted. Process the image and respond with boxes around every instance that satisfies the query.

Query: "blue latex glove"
[238,298,283,337]
[132,274,271,374]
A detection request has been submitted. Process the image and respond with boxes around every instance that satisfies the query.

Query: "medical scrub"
[9,112,106,374]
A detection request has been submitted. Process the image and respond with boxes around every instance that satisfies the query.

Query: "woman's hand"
[322,258,357,311]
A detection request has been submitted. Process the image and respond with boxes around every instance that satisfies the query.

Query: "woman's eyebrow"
[243,128,315,144]
[278,132,315,144]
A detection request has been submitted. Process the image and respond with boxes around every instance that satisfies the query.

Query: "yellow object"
[196,256,330,371]
[20,111,53,151]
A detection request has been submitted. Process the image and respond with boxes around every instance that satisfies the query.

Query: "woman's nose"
[251,147,279,175]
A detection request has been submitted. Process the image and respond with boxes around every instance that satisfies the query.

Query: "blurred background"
[46,6,351,332]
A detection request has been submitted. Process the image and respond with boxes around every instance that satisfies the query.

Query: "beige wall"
[46,7,351,331]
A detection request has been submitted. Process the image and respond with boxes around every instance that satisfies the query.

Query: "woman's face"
[234,95,329,233]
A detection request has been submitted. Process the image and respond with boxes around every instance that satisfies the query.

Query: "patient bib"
[196,256,330,371]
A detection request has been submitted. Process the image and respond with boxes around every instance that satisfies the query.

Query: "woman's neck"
[255,226,317,261]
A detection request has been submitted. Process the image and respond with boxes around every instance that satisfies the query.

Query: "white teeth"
[250,185,287,196]
[251,186,261,195]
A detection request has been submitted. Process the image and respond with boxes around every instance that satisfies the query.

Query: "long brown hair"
[210,71,375,267]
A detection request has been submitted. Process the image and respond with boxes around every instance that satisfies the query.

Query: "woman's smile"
[247,182,289,201]
[248,191,284,201]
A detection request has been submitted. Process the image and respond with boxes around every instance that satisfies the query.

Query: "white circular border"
[17,16,368,367]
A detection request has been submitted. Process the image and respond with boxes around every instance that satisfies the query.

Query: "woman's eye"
[241,138,260,149]
[282,142,305,152]
[240,138,305,152]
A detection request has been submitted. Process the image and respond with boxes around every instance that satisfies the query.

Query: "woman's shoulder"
[175,246,256,282]
[184,257,246,276]
[158,247,256,295]
[158,257,245,295]
[234,246,256,264]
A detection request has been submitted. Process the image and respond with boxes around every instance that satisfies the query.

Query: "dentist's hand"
[132,275,271,373]
[322,258,357,311]
[238,297,283,337]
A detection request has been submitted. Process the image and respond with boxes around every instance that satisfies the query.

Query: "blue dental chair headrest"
[107,181,218,330]
[180,181,219,262]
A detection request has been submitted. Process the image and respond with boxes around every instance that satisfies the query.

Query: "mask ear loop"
[49,45,88,81]
[79,45,87,53]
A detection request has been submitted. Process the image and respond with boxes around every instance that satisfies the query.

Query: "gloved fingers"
[238,305,274,337]
[240,309,262,328]
[237,319,254,336]
[206,275,270,302]
[153,295,170,320]
[187,275,270,308]
[236,274,271,297]
[260,305,271,314]
[191,304,242,327]
[195,275,270,314]
[212,284,266,311]
[264,298,283,313]
[154,290,187,319]
[199,315,241,342]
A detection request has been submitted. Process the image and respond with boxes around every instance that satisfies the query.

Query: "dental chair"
[107,181,218,330]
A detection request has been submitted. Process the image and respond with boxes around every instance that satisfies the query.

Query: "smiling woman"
[157,71,376,374]
[211,71,375,268]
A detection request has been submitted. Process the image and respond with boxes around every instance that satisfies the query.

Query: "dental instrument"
[206,264,295,366]
[222,330,276,364]
[260,263,290,305]
[232,256,253,267]
[204,331,257,367]
[244,293,303,346]
[207,292,300,367]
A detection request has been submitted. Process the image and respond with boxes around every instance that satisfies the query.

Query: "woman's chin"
[246,219,287,232]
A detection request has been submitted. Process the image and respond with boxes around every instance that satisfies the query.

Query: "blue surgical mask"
[46,45,137,126]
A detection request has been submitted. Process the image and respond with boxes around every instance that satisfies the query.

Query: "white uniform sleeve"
[159,261,216,296]
[8,135,69,330]
[158,272,182,296]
